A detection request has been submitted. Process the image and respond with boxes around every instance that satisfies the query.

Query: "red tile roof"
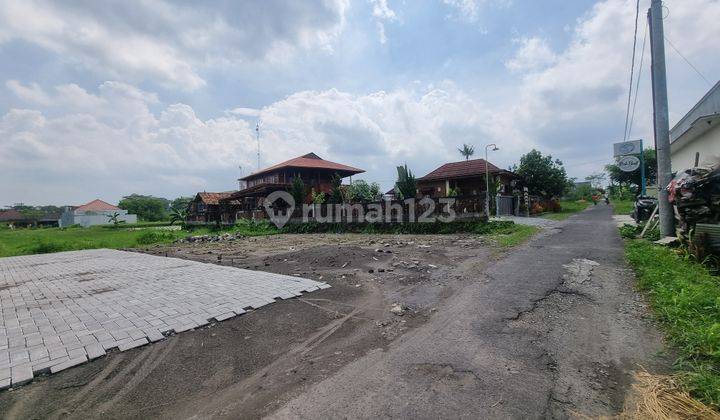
[75,199,120,212]
[418,158,508,181]
[197,191,235,205]
[240,153,364,181]
[0,209,27,221]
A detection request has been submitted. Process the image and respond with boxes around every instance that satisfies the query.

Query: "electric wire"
[623,0,641,142]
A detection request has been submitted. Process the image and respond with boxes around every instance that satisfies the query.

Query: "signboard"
[617,155,641,172]
[613,139,642,157]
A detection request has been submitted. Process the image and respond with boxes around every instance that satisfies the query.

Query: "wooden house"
[416,158,517,198]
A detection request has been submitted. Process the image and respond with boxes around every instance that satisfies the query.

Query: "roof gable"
[240,152,364,181]
[196,191,234,205]
[0,209,26,221]
[418,158,505,181]
[75,199,120,212]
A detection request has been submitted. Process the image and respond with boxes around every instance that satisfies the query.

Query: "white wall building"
[59,199,137,228]
[670,81,720,172]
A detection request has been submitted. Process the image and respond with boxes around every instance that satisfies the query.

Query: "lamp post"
[485,143,499,217]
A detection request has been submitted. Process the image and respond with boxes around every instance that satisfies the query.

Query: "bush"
[135,230,176,245]
[24,241,67,254]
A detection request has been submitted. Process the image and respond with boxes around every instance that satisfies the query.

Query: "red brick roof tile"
[418,158,508,181]
[240,153,364,181]
[75,199,120,212]
[197,191,235,205]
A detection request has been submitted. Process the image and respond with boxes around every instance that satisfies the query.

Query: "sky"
[1,0,719,206]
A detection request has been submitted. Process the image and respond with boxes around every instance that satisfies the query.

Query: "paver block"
[214,312,235,322]
[118,338,148,352]
[50,356,87,374]
[10,364,33,386]
[85,343,106,360]
[0,249,327,386]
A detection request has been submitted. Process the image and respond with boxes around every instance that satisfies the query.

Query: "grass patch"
[0,225,206,258]
[612,199,634,215]
[489,225,539,247]
[625,240,720,407]
[0,219,539,258]
[541,200,589,221]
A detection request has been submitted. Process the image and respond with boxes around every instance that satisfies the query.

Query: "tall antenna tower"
[255,121,263,171]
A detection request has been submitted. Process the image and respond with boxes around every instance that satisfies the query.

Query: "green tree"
[605,148,657,194]
[347,179,381,202]
[311,189,326,204]
[458,144,475,160]
[170,196,193,213]
[118,194,169,221]
[169,207,187,226]
[290,176,306,204]
[329,173,345,203]
[394,164,417,200]
[106,212,123,227]
[513,149,571,199]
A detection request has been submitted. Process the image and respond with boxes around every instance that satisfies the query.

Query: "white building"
[59,199,137,228]
[670,80,720,172]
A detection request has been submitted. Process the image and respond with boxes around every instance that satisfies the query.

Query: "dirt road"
[0,205,668,418]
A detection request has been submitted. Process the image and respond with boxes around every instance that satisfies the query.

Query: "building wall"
[417,174,513,198]
[59,209,137,227]
[671,122,720,172]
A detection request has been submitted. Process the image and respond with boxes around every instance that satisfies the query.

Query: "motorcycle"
[632,196,658,223]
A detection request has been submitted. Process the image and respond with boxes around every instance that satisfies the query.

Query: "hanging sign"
[613,140,642,157]
[617,155,641,172]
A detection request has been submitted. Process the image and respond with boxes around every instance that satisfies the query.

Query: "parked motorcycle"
[632,196,658,223]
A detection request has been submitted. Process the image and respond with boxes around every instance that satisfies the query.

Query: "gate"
[496,195,515,216]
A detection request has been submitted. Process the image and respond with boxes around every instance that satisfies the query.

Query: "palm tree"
[169,208,187,226]
[106,212,121,227]
[458,144,475,160]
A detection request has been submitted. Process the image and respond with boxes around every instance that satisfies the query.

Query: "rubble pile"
[667,164,720,241]
[175,233,245,243]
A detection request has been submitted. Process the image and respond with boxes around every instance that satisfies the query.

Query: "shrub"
[135,230,176,245]
[25,241,67,254]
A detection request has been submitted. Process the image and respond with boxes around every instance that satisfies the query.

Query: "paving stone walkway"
[0,249,328,389]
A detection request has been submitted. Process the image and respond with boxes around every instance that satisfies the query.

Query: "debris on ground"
[667,164,720,243]
[390,303,407,316]
[176,233,245,243]
[622,370,719,420]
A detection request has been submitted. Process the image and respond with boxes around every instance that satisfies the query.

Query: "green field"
[0,225,199,258]
[490,225,539,247]
[541,200,590,221]
[0,219,538,258]
[625,240,720,407]
[611,199,634,215]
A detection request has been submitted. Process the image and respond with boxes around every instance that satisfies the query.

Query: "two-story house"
[216,153,364,223]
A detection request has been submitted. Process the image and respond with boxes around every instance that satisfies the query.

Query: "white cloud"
[0,80,526,204]
[369,0,399,44]
[0,0,349,90]
[6,80,52,106]
[505,37,557,72]
[441,0,511,23]
[506,0,720,176]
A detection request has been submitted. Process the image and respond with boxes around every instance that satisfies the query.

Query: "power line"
[623,0,641,142]
[627,20,648,138]
[664,35,713,87]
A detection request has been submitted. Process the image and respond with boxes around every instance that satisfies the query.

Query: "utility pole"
[255,121,261,171]
[648,0,674,237]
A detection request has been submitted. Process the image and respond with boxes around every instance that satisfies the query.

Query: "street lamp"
[485,143,499,217]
